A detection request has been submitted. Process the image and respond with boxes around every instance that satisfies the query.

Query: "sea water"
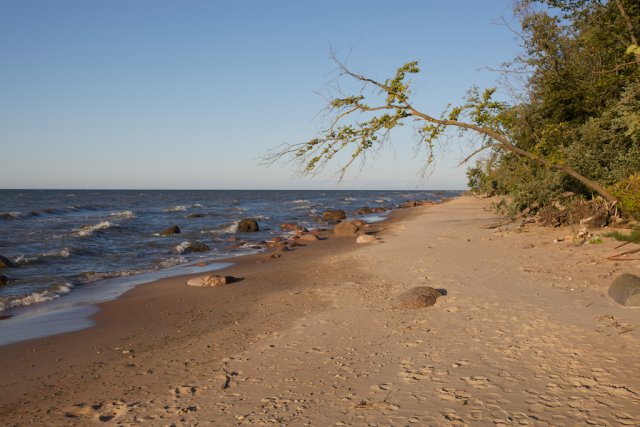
[0,189,460,344]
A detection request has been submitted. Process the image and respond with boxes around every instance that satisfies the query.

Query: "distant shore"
[1,195,638,425]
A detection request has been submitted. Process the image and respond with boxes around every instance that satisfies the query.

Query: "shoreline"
[1,195,639,425]
[0,202,402,347]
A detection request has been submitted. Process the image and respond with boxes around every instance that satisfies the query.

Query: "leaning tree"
[265,57,619,204]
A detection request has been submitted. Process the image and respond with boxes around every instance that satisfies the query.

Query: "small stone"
[299,233,320,241]
[186,275,237,287]
[0,255,17,269]
[356,234,377,244]
[159,225,181,236]
[395,286,443,309]
[334,221,359,236]
[322,210,346,222]
[237,218,259,232]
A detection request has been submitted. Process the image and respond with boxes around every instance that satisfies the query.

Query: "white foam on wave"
[287,199,310,204]
[201,221,239,235]
[165,205,188,212]
[76,221,116,237]
[12,248,72,266]
[158,256,188,268]
[109,210,136,219]
[0,211,25,220]
[0,283,74,312]
[175,241,191,254]
[191,203,203,208]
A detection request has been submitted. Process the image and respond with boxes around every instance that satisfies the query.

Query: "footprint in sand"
[461,375,491,389]
[62,400,132,423]
[173,385,197,398]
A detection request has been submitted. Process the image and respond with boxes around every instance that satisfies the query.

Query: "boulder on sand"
[395,286,443,309]
[237,218,259,232]
[0,255,16,269]
[334,221,359,236]
[159,225,181,236]
[356,234,377,244]
[299,233,320,242]
[187,275,237,287]
[608,273,640,306]
[322,210,346,222]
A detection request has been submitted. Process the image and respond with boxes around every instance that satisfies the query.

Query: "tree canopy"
[266,0,640,219]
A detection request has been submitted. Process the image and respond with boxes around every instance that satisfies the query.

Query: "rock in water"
[334,221,359,236]
[0,275,9,286]
[356,234,377,244]
[0,255,16,269]
[159,225,181,236]
[395,286,443,309]
[187,275,236,287]
[237,218,259,232]
[400,201,418,208]
[608,274,640,307]
[176,240,211,254]
[322,210,346,222]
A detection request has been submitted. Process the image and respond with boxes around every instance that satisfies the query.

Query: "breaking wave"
[0,283,74,312]
[75,221,117,237]
[109,210,136,219]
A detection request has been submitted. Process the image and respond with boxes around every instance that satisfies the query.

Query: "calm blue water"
[0,190,459,342]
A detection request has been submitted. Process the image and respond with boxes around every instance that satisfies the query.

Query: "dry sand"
[1,195,639,426]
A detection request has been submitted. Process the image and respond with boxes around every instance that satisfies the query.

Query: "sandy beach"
[1,195,639,426]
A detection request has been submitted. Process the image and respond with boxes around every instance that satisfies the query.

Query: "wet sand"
[0,195,639,426]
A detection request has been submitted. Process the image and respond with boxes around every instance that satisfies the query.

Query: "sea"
[0,189,461,344]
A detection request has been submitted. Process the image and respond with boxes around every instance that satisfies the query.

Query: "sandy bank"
[1,195,639,426]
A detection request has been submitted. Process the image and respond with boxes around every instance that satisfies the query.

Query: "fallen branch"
[606,247,640,261]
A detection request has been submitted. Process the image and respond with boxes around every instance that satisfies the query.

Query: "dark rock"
[159,225,181,236]
[356,207,372,215]
[400,201,418,208]
[334,221,359,236]
[372,207,387,213]
[395,286,443,309]
[322,210,346,222]
[608,274,640,307]
[186,213,204,219]
[237,218,259,232]
[299,233,320,241]
[0,255,16,269]
[176,240,210,254]
[0,275,9,286]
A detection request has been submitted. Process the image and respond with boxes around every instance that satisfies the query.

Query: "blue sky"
[1,0,522,190]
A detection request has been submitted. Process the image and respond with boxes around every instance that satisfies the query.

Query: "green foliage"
[605,226,640,244]
[612,173,640,220]
[471,0,640,218]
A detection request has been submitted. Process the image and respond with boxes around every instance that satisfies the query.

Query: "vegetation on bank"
[267,0,639,224]
[467,0,640,222]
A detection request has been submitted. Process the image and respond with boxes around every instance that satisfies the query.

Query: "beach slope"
[1,195,639,425]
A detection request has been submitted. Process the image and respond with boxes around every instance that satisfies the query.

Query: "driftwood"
[606,247,640,261]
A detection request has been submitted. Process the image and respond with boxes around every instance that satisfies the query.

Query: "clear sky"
[0,0,522,190]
